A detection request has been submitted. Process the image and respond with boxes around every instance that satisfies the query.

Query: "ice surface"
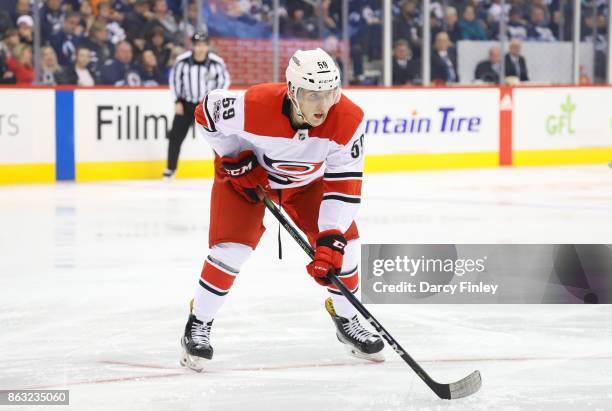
[1,165,611,411]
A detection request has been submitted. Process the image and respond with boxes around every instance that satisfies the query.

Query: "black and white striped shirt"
[169,51,230,104]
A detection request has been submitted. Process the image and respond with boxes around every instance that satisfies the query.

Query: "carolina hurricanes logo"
[263,154,323,183]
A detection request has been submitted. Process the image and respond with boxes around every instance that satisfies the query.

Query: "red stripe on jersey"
[323,179,362,196]
[200,261,236,291]
[327,270,359,293]
[195,101,209,128]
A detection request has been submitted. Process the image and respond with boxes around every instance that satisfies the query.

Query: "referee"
[163,32,230,179]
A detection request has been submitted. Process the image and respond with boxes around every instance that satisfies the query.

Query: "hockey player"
[180,48,384,371]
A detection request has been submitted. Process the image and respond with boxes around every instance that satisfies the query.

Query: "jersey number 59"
[222,98,236,120]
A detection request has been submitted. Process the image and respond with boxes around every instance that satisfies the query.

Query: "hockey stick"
[262,195,482,400]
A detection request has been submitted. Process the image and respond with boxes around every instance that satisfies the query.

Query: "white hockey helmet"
[286,48,341,93]
[285,48,341,124]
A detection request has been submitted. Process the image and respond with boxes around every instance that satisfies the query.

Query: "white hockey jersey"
[194,83,365,234]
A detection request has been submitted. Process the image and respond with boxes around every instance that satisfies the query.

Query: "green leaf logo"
[546,95,576,136]
[560,95,575,116]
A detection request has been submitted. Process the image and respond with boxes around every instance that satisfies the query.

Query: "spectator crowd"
[1,0,609,86]
[0,0,205,85]
[205,0,607,85]
[386,0,608,85]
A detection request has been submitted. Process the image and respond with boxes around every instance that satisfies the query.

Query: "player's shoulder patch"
[314,93,364,146]
[196,89,243,133]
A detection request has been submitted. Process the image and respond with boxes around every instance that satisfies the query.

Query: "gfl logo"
[546,95,575,136]
[0,114,19,136]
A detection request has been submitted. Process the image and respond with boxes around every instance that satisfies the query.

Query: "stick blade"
[448,370,482,399]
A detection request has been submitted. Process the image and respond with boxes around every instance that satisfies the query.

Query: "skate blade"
[336,333,385,363]
[180,349,209,372]
[346,345,385,363]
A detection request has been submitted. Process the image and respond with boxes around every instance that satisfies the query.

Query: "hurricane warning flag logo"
[263,154,323,183]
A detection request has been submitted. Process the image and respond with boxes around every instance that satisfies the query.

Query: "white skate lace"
[191,321,211,345]
[343,316,372,342]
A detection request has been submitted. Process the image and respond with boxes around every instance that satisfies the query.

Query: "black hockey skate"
[180,301,214,372]
[325,297,385,362]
